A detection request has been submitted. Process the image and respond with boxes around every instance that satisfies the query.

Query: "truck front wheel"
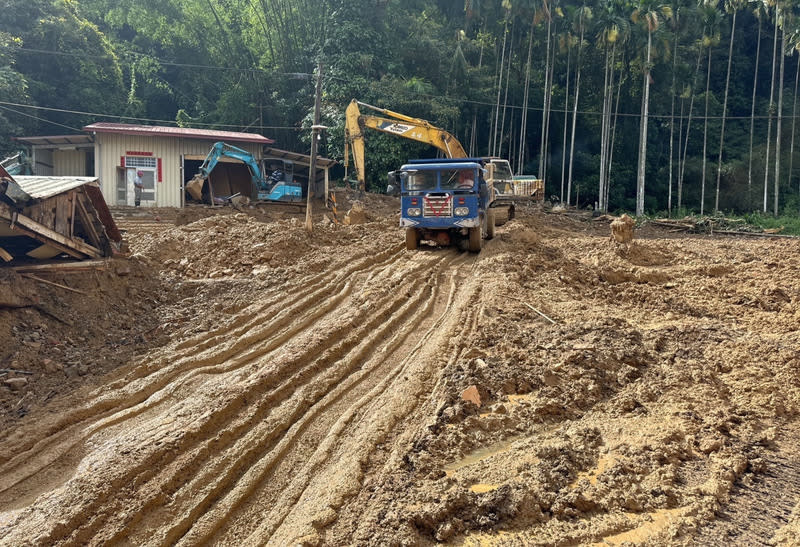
[405,228,420,250]
[468,226,482,252]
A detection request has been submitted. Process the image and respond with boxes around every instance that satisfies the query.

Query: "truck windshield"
[405,171,437,191]
[442,169,475,190]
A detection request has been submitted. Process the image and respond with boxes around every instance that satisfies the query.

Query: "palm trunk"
[604,52,617,212]
[715,11,736,213]
[599,47,611,212]
[636,30,652,217]
[680,48,704,210]
[567,13,584,206]
[567,69,580,205]
[774,28,785,216]
[789,54,800,197]
[561,44,571,203]
[677,99,685,211]
[519,13,536,173]
[669,23,679,216]
[542,41,556,183]
[606,68,623,210]
[470,35,485,156]
[701,47,711,216]
[498,25,515,157]
[491,19,509,156]
[764,6,779,212]
[539,16,552,180]
[748,17,762,209]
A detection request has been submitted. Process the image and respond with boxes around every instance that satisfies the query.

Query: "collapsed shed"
[0,166,123,264]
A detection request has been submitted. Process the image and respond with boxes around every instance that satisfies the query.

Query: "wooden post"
[305,61,324,234]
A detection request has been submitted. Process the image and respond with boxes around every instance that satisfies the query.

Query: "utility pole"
[305,61,323,234]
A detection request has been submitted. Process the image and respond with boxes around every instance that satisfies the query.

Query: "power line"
[7,48,788,124]
[0,101,304,131]
[15,47,312,77]
[0,105,82,132]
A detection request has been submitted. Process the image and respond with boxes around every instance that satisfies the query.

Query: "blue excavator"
[186,141,303,203]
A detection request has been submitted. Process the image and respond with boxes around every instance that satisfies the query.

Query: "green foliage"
[0,32,30,154]
[0,0,797,222]
[744,212,800,235]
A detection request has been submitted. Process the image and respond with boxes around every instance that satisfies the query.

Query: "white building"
[16,123,274,208]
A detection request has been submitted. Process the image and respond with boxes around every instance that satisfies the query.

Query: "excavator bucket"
[186,174,206,200]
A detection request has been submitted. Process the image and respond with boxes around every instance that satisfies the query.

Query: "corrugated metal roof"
[13,176,99,200]
[83,122,274,144]
[14,134,94,146]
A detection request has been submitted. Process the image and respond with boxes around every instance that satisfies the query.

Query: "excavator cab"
[260,159,302,202]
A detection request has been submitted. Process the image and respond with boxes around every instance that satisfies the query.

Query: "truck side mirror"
[386,171,401,195]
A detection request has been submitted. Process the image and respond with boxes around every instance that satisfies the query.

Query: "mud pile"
[0,203,798,546]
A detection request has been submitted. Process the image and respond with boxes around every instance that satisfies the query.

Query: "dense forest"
[2,0,800,216]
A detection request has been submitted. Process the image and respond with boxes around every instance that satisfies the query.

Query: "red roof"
[82,122,274,144]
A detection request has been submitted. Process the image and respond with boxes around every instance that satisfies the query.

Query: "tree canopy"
[3,0,800,216]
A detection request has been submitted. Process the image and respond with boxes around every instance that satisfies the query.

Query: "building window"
[125,156,157,169]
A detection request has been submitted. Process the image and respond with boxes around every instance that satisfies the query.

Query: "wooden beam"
[0,246,12,262]
[11,259,110,274]
[0,202,101,259]
[21,273,87,295]
[69,191,76,238]
[75,194,102,249]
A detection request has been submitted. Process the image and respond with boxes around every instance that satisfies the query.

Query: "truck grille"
[423,193,452,217]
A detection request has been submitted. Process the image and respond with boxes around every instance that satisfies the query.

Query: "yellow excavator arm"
[344,99,467,191]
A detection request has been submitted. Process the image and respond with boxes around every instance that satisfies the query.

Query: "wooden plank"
[11,259,110,274]
[75,195,101,249]
[55,194,70,235]
[0,246,12,262]
[6,222,84,259]
[69,191,76,237]
[0,202,99,258]
[21,273,87,295]
[26,244,62,259]
[84,185,122,243]
[35,201,56,230]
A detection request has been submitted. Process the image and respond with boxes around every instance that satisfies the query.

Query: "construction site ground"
[0,192,799,546]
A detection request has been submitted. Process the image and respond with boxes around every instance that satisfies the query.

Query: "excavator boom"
[344,99,467,191]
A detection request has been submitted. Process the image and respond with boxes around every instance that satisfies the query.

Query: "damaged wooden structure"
[0,165,123,264]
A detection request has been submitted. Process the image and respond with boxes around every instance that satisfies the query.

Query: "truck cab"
[391,158,495,252]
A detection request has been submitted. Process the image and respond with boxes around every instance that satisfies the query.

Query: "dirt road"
[1,198,799,545]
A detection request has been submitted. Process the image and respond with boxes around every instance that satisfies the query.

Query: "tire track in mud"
[91,251,463,546]
[167,257,469,545]
[0,247,406,532]
[0,245,403,491]
[0,248,468,546]
[312,261,488,546]
[691,426,800,545]
[256,258,486,545]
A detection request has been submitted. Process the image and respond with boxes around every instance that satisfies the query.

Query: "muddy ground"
[0,190,799,546]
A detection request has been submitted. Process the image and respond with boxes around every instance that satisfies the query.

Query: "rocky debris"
[461,385,481,407]
[3,377,28,391]
[1,198,799,546]
[0,270,38,308]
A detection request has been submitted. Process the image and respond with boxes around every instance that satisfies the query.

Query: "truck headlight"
[454,207,469,216]
[407,207,421,217]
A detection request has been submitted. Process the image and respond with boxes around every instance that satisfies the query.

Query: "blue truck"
[390,157,515,252]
